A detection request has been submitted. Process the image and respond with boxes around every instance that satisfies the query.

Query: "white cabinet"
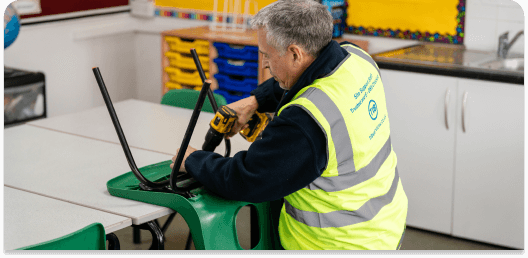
[381,70,457,235]
[453,79,524,249]
[381,69,524,249]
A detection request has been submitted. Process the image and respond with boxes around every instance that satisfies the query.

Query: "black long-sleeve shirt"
[185,40,352,203]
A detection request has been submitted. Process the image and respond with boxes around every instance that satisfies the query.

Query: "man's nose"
[262,59,269,68]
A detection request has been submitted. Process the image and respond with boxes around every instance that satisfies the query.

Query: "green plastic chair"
[17,223,119,250]
[161,89,227,113]
[107,160,283,250]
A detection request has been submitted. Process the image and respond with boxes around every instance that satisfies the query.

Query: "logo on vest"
[368,100,378,120]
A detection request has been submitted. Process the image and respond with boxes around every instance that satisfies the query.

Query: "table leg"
[133,227,141,244]
[185,232,193,250]
[161,212,177,234]
[132,220,165,250]
[106,233,120,250]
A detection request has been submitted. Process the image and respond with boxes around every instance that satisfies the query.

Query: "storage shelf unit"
[213,42,259,103]
[161,26,370,102]
[162,36,211,93]
[161,26,271,100]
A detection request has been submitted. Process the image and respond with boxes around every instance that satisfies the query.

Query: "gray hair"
[250,0,333,57]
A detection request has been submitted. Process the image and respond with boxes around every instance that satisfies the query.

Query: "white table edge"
[5,184,174,225]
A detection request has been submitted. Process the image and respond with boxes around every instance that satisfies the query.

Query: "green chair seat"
[107,160,282,250]
[161,89,227,113]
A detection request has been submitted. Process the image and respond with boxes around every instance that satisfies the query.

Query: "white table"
[28,99,252,156]
[23,99,255,248]
[4,125,174,225]
[4,186,131,250]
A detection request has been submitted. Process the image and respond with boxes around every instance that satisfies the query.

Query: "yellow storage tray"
[165,51,210,71]
[165,36,209,56]
[165,81,202,92]
[164,66,209,86]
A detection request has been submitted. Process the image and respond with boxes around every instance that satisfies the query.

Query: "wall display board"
[346,0,465,44]
[19,0,129,20]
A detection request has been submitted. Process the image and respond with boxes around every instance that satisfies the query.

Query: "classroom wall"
[4,13,137,118]
[3,0,524,118]
[3,13,207,118]
[465,0,524,54]
[132,18,209,104]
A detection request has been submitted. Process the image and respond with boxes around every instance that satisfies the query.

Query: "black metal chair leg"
[133,227,141,244]
[185,232,193,250]
[132,220,165,250]
[161,212,177,234]
[106,233,120,250]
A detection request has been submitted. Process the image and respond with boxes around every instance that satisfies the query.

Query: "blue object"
[4,3,20,49]
[321,0,346,38]
[214,58,259,77]
[213,42,259,61]
[214,89,250,104]
[214,73,258,93]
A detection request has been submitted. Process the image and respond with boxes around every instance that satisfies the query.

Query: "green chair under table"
[161,88,227,113]
[18,223,120,250]
[133,88,228,248]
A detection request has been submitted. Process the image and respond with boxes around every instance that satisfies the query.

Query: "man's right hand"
[225,95,259,139]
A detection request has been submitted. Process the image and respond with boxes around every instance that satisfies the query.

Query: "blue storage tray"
[213,42,259,61]
[214,73,258,93]
[214,58,259,77]
[214,89,250,104]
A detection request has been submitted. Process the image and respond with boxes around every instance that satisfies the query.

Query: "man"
[171,0,408,250]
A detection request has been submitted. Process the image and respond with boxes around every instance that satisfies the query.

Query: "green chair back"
[18,223,106,250]
[161,89,227,113]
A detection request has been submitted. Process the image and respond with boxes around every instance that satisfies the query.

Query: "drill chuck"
[202,105,238,152]
[202,129,224,151]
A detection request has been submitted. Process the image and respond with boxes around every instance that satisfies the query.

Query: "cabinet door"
[381,69,457,234]
[453,79,524,249]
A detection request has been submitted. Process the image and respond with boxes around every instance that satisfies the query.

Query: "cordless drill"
[202,106,271,151]
[202,105,238,151]
[240,111,272,142]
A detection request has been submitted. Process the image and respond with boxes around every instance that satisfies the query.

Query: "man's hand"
[170,146,197,172]
[225,95,259,139]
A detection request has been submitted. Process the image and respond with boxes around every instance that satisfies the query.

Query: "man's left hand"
[170,146,197,172]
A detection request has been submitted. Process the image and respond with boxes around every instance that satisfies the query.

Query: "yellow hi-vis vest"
[277,44,408,250]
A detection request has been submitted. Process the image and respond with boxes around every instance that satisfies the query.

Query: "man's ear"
[288,44,304,64]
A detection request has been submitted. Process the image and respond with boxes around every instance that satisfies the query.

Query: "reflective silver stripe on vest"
[307,136,392,192]
[286,167,400,228]
[296,87,355,176]
[341,45,380,75]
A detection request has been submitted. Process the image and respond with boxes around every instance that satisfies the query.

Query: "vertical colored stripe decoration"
[155,8,215,22]
[154,8,254,24]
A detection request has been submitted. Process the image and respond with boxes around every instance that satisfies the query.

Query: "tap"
[498,30,524,59]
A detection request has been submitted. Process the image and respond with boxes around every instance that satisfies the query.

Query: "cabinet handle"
[444,88,450,130]
[462,91,468,133]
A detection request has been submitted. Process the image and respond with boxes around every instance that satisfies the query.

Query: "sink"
[477,57,524,72]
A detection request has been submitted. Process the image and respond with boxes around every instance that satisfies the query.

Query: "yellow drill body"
[202,105,271,151]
